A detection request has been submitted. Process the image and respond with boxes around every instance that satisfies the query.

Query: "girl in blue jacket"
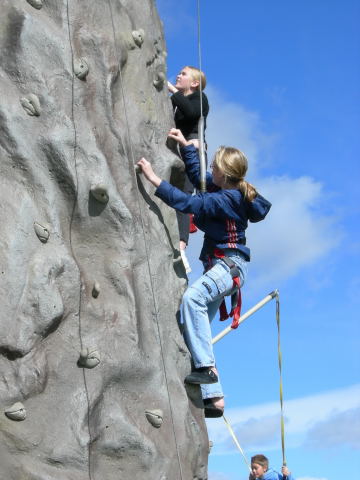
[137,128,271,417]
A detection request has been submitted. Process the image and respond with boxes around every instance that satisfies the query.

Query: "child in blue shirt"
[137,128,271,417]
[250,455,294,480]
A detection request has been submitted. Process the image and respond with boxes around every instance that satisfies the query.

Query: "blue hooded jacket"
[252,468,294,480]
[155,144,271,261]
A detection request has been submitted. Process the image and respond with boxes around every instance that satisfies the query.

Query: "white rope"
[196,0,207,192]
[222,415,252,473]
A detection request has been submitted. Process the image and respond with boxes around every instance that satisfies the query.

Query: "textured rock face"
[0,1,208,478]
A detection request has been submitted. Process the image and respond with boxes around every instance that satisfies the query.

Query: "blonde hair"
[213,146,258,201]
[251,454,269,469]
[184,66,207,90]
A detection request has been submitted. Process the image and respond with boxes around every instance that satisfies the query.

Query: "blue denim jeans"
[181,249,248,400]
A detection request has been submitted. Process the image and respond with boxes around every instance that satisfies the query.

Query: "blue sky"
[156,1,360,479]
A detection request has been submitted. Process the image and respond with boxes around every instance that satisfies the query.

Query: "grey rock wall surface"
[0,1,208,478]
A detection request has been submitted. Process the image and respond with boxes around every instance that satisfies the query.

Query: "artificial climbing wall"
[0,1,209,479]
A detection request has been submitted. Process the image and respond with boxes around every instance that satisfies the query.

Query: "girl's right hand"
[168,128,190,147]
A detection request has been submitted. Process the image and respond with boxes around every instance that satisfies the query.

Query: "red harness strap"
[213,249,242,329]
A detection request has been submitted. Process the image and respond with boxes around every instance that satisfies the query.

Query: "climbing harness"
[196,0,207,193]
[210,248,242,329]
[107,2,184,478]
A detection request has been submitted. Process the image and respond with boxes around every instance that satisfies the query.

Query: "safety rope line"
[196,0,203,116]
[276,291,287,466]
[106,2,184,479]
[65,2,93,480]
[196,0,207,193]
[222,415,252,473]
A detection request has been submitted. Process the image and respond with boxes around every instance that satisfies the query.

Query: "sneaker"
[185,367,218,385]
[203,398,224,418]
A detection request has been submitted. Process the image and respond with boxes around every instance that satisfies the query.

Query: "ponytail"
[214,146,258,202]
[238,179,258,202]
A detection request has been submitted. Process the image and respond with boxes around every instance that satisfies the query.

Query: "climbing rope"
[196,0,207,192]
[276,291,287,467]
[197,0,204,117]
[223,415,252,473]
[106,2,184,478]
[65,2,93,479]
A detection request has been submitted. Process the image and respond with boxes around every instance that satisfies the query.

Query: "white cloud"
[247,175,342,290]
[297,478,328,480]
[208,473,232,480]
[305,407,360,449]
[206,384,360,455]
[206,86,278,176]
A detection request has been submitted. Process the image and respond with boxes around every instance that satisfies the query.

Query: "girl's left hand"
[137,158,162,187]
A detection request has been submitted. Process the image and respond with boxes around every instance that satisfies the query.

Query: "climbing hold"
[145,409,163,428]
[5,402,26,421]
[78,348,100,369]
[92,282,100,298]
[26,0,43,9]
[33,222,50,243]
[74,57,89,80]
[90,184,109,204]
[132,29,145,48]
[153,71,165,91]
[20,94,41,116]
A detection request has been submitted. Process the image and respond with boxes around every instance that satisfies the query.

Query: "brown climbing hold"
[145,409,163,428]
[5,402,26,421]
[26,0,43,9]
[92,282,100,298]
[90,184,109,204]
[132,29,145,48]
[20,94,41,116]
[78,348,100,369]
[33,222,50,243]
[74,57,89,80]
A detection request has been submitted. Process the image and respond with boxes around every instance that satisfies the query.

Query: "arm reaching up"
[136,158,162,188]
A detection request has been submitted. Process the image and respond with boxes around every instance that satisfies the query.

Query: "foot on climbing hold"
[203,398,224,418]
[185,367,218,385]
